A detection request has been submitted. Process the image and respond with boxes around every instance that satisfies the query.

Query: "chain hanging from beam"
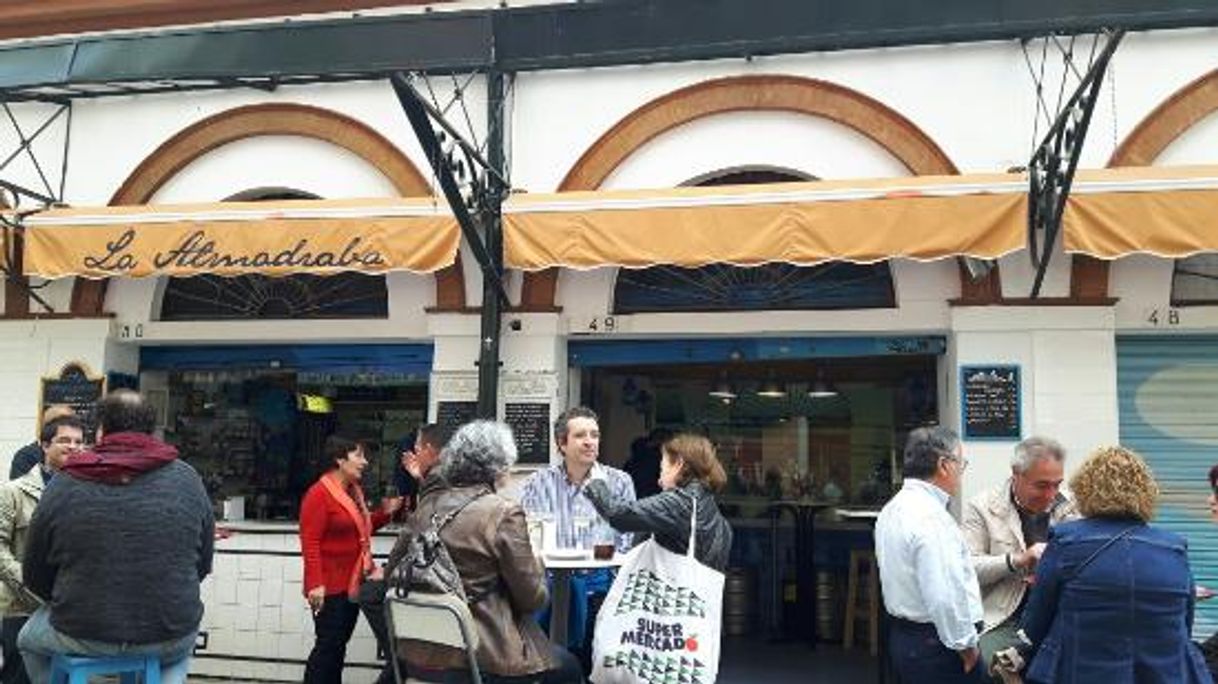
[1025,28,1123,298]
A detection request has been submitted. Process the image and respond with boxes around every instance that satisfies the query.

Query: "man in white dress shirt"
[875,426,984,683]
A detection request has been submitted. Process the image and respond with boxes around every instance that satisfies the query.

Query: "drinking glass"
[572,514,593,550]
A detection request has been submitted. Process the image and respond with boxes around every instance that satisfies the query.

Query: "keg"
[815,569,840,642]
[722,567,754,636]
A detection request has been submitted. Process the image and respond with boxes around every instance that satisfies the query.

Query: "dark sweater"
[22,460,215,644]
[9,442,42,480]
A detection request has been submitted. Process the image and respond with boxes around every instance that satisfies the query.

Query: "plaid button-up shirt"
[519,462,636,552]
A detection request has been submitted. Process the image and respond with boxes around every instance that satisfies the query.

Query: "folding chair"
[385,592,483,684]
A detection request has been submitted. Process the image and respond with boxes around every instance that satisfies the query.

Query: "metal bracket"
[0,103,71,204]
[1027,29,1123,298]
[390,71,509,307]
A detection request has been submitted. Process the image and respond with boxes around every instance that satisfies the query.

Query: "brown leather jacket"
[387,482,555,677]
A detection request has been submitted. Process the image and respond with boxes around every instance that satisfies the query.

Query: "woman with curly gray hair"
[392,420,582,684]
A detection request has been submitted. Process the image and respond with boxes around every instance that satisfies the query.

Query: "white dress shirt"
[875,478,983,651]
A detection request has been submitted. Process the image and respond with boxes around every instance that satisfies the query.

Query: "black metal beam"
[477,69,509,420]
[3,1,1218,99]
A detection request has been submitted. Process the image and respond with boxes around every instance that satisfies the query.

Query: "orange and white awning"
[1064,165,1218,259]
[502,173,1029,271]
[23,197,459,278]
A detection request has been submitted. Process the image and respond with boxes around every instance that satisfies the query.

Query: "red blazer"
[299,478,390,596]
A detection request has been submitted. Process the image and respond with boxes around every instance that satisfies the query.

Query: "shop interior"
[581,353,940,650]
[160,368,427,520]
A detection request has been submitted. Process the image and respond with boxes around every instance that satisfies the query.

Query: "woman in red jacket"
[299,435,401,684]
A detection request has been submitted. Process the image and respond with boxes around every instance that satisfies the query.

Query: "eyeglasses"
[942,456,969,472]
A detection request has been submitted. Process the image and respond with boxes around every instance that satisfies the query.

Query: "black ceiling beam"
[496,0,1218,71]
[2,1,1218,99]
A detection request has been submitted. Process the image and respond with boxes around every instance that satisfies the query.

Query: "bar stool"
[843,548,879,655]
[50,653,161,684]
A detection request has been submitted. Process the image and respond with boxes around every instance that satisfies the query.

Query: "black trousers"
[304,595,361,684]
[1,617,29,684]
[888,618,984,684]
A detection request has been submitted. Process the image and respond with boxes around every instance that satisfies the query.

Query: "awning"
[1064,165,1218,259]
[502,173,1028,270]
[23,198,459,278]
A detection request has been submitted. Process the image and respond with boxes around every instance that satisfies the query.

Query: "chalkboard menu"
[41,363,105,442]
[506,402,551,465]
[436,401,479,434]
[960,365,1021,440]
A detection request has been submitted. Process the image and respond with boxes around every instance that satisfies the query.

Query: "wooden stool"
[843,549,879,655]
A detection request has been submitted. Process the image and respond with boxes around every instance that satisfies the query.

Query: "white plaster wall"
[0,319,113,475]
[60,79,484,205]
[600,110,908,190]
[511,27,1218,194]
[950,307,1119,504]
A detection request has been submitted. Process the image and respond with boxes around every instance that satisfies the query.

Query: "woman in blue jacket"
[1017,445,1212,684]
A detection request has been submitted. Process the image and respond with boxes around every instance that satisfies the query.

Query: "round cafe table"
[541,552,624,646]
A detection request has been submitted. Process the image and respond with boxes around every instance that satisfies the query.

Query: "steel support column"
[477,69,508,418]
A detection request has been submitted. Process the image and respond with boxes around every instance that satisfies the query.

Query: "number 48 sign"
[1144,308,1181,327]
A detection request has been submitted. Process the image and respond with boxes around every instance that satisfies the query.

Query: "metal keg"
[722,567,754,636]
[815,569,840,642]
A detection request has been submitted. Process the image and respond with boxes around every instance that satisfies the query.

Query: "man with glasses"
[875,426,984,683]
[962,436,1078,680]
[8,406,76,480]
[0,415,84,684]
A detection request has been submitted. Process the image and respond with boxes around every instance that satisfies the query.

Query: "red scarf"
[320,472,373,599]
[61,432,179,484]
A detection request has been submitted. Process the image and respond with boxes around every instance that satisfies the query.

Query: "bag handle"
[686,495,698,559]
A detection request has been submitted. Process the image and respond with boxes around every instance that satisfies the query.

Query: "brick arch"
[1060,68,1218,302]
[70,102,466,314]
[517,74,1001,311]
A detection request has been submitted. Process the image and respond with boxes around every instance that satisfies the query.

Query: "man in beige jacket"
[0,415,84,684]
[961,436,1078,680]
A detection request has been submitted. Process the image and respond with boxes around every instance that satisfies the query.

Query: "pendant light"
[808,370,839,399]
[757,369,787,398]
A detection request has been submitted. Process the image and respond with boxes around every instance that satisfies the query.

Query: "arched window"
[1170,254,1218,307]
[159,189,389,321]
[612,169,896,314]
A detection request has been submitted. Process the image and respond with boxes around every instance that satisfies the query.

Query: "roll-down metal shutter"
[1118,336,1218,637]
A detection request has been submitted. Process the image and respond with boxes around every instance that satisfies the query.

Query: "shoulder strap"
[686,493,698,559]
[1066,525,1138,580]
[432,486,493,531]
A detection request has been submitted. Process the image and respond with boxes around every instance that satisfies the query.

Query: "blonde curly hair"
[1070,445,1159,522]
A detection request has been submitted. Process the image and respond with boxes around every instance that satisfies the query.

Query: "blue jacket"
[1020,517,1212,684]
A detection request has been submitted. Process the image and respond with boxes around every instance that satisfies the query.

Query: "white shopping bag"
[591,499,724,684]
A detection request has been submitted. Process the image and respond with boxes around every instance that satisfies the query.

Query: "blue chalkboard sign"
[960,365,1021,440]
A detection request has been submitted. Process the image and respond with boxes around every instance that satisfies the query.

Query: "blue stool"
[49,653,161,684]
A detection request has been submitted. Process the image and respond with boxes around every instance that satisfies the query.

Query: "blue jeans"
[17,607,196,684]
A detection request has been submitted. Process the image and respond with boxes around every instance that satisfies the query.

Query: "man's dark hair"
[40,415,85,446]
[553,406,598,447]
[902,426,961,480]
[98,389,157,435]
[416,423,449,452]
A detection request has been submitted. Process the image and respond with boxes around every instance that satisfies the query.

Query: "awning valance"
[1064,165,1218,259]
[23,198,459,278]
[503,174,1028,271]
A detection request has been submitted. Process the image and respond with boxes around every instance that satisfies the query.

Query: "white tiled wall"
[194,529,399,683]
